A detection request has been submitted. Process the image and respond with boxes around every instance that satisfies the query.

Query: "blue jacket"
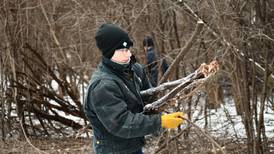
[146,48,168,86]
[84,57,162,154]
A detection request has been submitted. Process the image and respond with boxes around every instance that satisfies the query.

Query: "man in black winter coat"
[84,23,184,154]
[143,36,168,87]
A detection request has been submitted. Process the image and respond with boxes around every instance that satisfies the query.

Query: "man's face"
[144,46,152,52]
[111,48,132,63]
[144,46,148,52]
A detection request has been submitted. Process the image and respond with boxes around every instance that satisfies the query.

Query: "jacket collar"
[102,56,131,74]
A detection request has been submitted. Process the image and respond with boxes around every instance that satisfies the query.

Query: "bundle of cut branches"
[142,60,219,112]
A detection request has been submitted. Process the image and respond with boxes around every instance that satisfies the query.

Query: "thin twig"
[154,127,189,154]
[20,119,49,154]
[183,118,226,154]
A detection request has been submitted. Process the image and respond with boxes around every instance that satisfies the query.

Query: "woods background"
[0,0,273,153]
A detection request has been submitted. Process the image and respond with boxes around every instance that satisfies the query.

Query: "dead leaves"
[198,60,220,77]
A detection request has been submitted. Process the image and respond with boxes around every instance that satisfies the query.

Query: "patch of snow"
[191,96,274,139]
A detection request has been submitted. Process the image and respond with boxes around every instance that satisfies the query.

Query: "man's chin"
[122,58,130,63]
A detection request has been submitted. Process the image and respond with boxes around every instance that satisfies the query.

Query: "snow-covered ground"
[192,96,274,139]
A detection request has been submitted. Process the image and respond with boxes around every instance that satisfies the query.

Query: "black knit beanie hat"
[95,23,133,59]
[143,36,154,47]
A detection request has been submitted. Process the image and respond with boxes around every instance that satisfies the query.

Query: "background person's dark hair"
[143,36,154,47]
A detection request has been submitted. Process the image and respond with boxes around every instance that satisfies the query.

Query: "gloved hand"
[161,112,185,129]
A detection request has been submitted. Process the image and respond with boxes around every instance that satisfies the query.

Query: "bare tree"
[0,0,273,153]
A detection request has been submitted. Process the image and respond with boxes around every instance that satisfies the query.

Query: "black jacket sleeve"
[90,79,161,139]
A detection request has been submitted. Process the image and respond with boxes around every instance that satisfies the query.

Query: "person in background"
[84,23,185,154]
[143,36,168,87]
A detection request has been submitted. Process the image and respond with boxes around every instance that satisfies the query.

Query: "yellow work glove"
[161,112,184,129]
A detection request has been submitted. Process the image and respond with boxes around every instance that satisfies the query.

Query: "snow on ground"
[49,78,88,126]
[192,96,274,139]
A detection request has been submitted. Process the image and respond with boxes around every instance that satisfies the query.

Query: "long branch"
[141,70,200,96]
[144,72,212,111]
